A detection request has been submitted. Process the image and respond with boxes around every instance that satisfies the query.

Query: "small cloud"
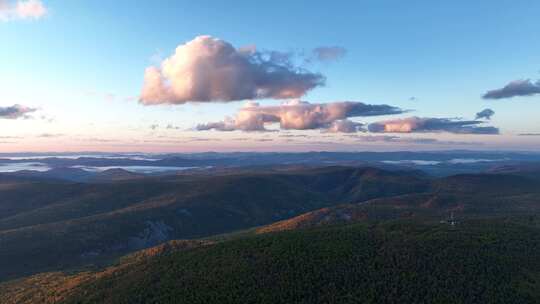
[278,134,308,138]
[195,119,240,132]
[36,133,63,138]
[39,115,55,123]
[304,140,337,145]
[81,137,118,143]
[253,138,273,142]
[359,135,435,144]
[0,134,23,143]
[0,0,47,22]
[368,116,499,135]
[483,79,540,99]
[0,135,21,139]
[475,108,495,120]
[312,46,347,62]
[196,100,404,132]
[0,104,37,119]
[325,119,365,133]
[186,137,221,142]
[350,135,478,145]
[140,35,325,104]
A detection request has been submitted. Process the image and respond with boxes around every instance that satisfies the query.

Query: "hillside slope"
[2,219,539,304]
[258,173,540,234]
[0,166,429,281]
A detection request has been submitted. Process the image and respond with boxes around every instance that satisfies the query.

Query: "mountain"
[2,219,539,304]
[6,168,145,183]
[0,166,429,281]
[9,167,95,182]
[1,165,540,283]
[90,168,145,182]
[487,163,540,181]
[3,151,540,177]
[259,172,540,234]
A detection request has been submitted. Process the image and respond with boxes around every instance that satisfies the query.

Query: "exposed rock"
[128,221,173,250]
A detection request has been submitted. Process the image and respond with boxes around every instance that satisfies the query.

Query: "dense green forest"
[4,218,538,304]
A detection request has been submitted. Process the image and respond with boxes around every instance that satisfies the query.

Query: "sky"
[1,0,540,153]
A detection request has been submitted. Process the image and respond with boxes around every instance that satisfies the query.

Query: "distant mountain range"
[2,151,540,178]
[8,167,145,182]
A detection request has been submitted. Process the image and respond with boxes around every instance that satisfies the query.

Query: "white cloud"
[0,104,37,119]
[140,35,325,104]
[196,100,403,132]
[325,120,364,133]
[368,117,499,134]
[0,0,47,21]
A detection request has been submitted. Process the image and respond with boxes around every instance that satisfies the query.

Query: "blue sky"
[1,0,539,152]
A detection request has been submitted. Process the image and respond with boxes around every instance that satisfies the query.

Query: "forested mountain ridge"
[2,219,539,304]
[1,165,540,286]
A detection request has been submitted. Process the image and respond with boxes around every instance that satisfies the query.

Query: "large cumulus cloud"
[0,0,47,21]
[483,79,540,99]
[140,36,325,104]
[0,104,36,119]
[368,117,499,135]
[196,100,404,132]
